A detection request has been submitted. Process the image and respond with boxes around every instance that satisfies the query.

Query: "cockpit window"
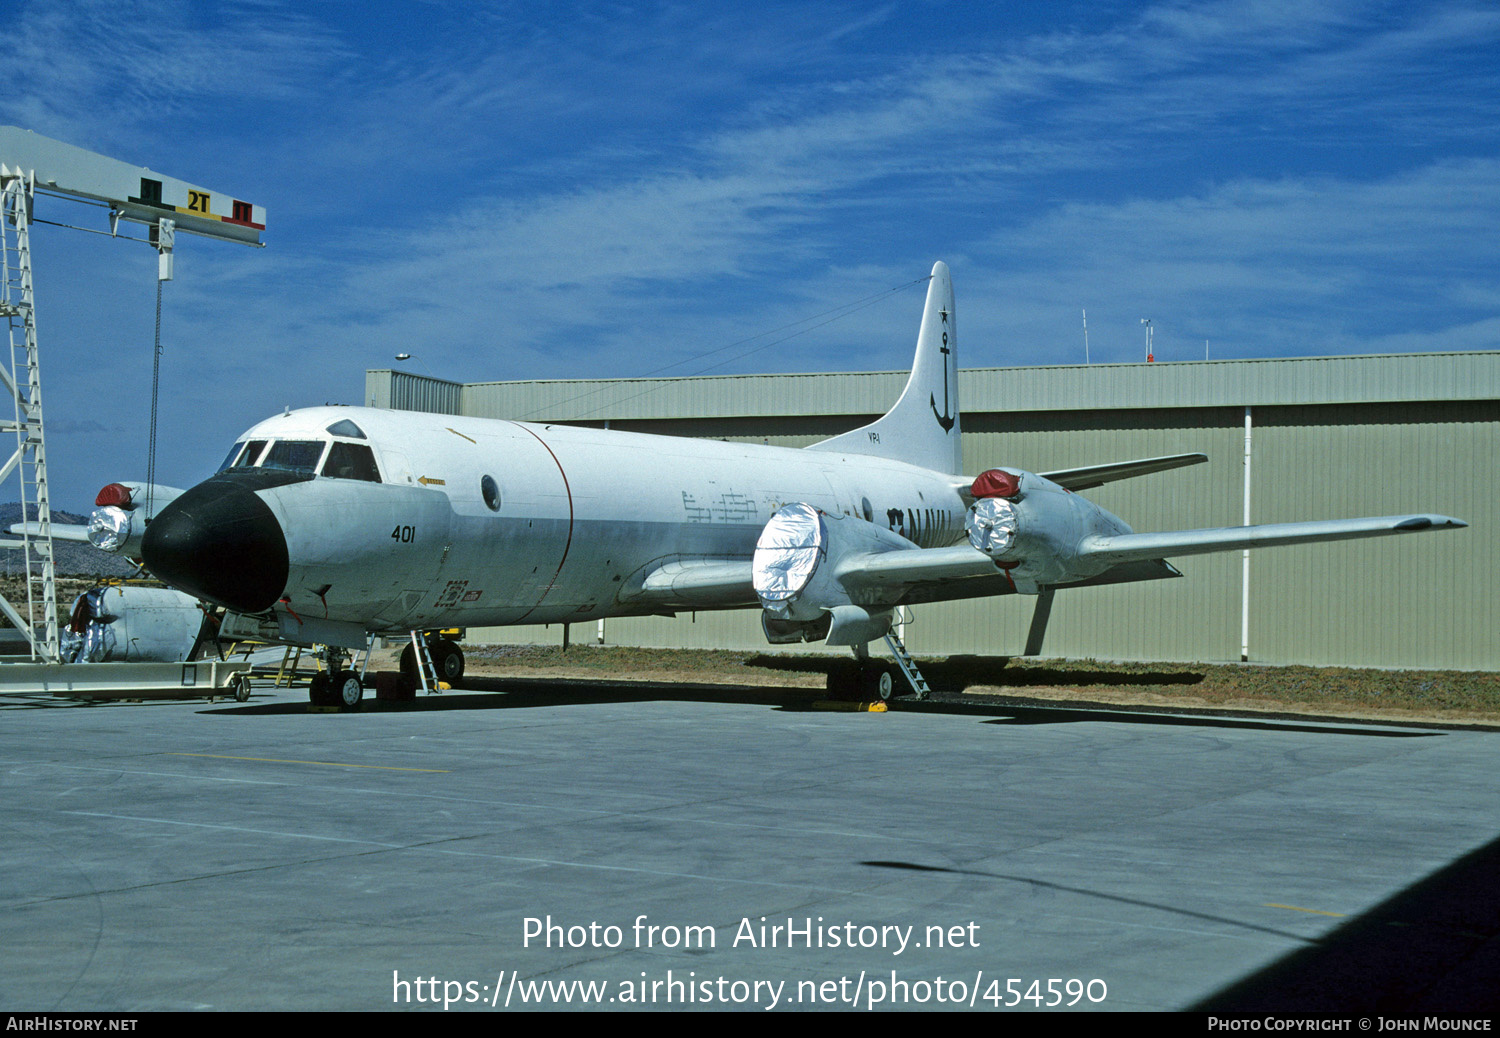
[261,440,326,475]
[232,440,268,468]
[326,419,366,439]
[322,442,381,482]
[217,441,247,472]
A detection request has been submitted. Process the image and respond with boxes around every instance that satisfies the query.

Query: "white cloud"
[5,0,1498,506]
[4,0,348,155]
[973,158,1500,361]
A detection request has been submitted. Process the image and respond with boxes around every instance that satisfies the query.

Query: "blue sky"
[3,0,1498,509]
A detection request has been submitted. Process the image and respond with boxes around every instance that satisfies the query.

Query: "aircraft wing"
[1080,514,1468,566]
[637,547,1008,609]
[633,545,1184,613]
[9,522,92,543]
[835,545,1000,587]
[1038,453,1207,491]
[836,547,1180,605]
[628,513,1460,614]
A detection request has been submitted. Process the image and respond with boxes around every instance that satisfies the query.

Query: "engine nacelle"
[88,482,185,556]
[964,468,1131,591]
[751,503,915,645]
[62,585,206,663]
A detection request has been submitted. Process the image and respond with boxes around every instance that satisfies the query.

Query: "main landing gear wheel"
[825,659,896,701]
[333,670,363,711]
[825,659,859,699]
[863,663,896,702]
[400,639,465,688]
[308,671,334,706]
[431,639,465,686]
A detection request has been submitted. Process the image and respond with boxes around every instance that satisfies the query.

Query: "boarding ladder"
[883,631,931,700]
[409,630,443,693]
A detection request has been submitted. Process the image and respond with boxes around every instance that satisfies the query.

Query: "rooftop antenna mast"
[0,126,264,661]
[1082,309,1089,364]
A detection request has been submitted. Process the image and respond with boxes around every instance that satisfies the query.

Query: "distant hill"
[0,503,141,577]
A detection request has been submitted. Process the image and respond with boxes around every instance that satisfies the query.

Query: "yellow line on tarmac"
[169,753,449,773]
[1264,903,1345,917]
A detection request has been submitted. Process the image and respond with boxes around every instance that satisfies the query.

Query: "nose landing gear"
[308,646,365,710]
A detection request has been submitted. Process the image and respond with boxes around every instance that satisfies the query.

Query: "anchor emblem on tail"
[929,308,955,432]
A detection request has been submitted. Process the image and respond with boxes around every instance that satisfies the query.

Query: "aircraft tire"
[308,671,334,706]
[862,663,896,702]
[398,640,464,689]
[825,659,860,699]
[431,640,465,687]
[333,670,363,711]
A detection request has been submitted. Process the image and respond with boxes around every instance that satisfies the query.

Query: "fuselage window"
[481,474,501,511]
[217,441,247,472]
[325,419,366,440]
[261,439,326,475]
[323,442,382,482]
[232,440,268,468]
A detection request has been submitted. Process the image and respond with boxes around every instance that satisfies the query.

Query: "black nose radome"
[141,475,290,614]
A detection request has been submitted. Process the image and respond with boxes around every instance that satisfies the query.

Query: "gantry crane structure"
[0,126,264,661]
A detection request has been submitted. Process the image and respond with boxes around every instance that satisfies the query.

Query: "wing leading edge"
[632,545,1183,611]
[1079,513,1468,566]
[631,513,1465,612]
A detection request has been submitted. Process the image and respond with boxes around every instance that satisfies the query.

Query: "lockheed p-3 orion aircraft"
[93,262,1462,707]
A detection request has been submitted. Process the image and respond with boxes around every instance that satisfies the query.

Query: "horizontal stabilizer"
[1081,514,1467,566]
[1040,453,1207,491]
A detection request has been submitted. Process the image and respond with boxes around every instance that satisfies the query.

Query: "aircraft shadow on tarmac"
[197,670,1445,738]
[0,691,224,711]
[748,652,1206,689]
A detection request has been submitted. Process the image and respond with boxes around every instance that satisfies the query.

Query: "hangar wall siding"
[365,352,1497,670]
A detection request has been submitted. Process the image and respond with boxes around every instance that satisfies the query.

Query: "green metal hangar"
[366,351,1497,670]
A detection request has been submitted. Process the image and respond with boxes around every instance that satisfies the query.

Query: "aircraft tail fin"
[807,261,961,474]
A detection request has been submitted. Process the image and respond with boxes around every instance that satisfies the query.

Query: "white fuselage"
[231,406,969,633]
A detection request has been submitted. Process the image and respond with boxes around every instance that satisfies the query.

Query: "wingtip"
[1395,515,1468,532]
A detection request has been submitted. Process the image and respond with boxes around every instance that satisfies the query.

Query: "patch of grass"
[464,644,1500,720]
[467,644,754,672]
